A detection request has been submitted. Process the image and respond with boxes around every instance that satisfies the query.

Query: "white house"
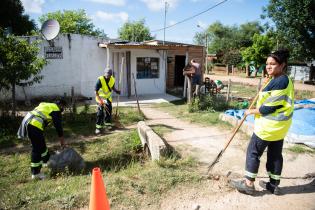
[12,34,204,100]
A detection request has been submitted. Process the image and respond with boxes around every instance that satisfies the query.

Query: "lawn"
[0,106,202,209]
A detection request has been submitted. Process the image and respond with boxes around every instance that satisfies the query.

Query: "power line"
[151,0,228,33]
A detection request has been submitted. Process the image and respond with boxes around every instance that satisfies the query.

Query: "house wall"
[166,47,204,89]
[10,35,167,101]
[130,49,166,95]
[14,34,107,100]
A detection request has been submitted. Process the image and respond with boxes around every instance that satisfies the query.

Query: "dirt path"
[141,106,315,210]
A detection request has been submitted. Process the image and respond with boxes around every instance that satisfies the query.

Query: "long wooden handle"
[115,57,124,117]
[221,77,270,152]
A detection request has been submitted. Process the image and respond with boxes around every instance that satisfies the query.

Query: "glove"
[103,99,109,105]
[116,90,121,95]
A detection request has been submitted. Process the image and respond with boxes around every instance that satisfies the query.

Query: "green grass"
[0,108,200,210]
[151,124,175,136]
[0,129,201,209]
[153,99,231,129]
[0,106,144,148]
[286,144,315,154]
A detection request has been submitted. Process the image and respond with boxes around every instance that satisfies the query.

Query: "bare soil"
[141,106,315,210]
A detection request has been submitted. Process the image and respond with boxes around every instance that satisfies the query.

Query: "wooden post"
[232,65,234,75]
[226,79,231,102]
[132,73,141,114]
[187,76,192,103]
[183,75,187,98]
[226,65,229,75]
[115,56,124,117]
[246,65,250,77]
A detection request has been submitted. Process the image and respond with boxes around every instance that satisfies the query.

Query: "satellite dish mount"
[41,19,60,47]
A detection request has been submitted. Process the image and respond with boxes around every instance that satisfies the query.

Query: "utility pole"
[163,1,168,45]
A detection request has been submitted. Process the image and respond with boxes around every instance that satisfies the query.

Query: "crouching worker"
[95,68,120,134]
[17,100,67,180]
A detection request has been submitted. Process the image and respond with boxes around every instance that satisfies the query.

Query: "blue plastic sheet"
[224,99,315,147]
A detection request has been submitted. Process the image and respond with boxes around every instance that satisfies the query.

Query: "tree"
[39,10,107,38]
[118,19,154,42]
[0,33,46,115]
[241,33,274,76]
[0,0,36,35]
[263,0,315,61]
[193,21,263,65]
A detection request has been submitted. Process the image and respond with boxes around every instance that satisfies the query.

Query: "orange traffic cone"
[89,167,110,210]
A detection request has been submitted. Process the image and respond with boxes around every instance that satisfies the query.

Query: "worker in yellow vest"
[17,100,67,180]
[95,68,120,134]
[231,49,294,195]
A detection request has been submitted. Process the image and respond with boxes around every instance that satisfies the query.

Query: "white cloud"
[93,11,129,22]
[87,0,126,6]
[140,0,180,12]
[21,0,45,14]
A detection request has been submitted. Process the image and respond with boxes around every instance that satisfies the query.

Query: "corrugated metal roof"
[99,39,203,49]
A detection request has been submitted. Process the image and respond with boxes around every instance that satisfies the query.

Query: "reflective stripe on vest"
[96,76,115,103]
[254,76,294,141]
[28,103,60,130]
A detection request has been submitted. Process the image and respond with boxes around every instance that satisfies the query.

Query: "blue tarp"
[224,99,315,148]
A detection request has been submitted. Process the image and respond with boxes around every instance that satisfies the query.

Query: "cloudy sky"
[21,0,269,44]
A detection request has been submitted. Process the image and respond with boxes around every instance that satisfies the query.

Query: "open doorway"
[174,55,186,87]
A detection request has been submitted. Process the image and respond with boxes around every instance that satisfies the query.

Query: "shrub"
[188,95,229,112]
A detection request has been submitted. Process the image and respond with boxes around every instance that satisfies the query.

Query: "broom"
[206,77,271,174]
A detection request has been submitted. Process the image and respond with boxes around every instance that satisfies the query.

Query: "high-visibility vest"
[29,103,60,131]
[254,76,294,141]
[96,76,115,103]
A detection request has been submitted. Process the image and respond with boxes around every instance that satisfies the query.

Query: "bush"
[188,95,229,112]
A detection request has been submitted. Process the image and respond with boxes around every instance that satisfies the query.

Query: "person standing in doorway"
[230,49,294,195]
[17,100,67,180]
[190,59,202,96]
[95,68,120,134]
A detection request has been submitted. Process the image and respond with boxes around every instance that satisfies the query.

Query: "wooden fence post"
[226,79,231,102]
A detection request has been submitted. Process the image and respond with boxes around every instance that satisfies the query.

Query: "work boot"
[230,179,255,195]
[95,129,101,135]
[259,180,281,195]
[31,173,46,180]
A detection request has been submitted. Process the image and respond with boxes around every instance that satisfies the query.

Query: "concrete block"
[137,121,167,161]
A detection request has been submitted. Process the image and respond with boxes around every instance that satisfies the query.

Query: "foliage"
[262,0,315,61]
[39,9,108,38]
[0,0,36,35]
[193,21,263,66]
[189,95,229,113]
[118,19,154,42]
[0,33,46,114]
[222,50,242,66]
[241,33,274,68]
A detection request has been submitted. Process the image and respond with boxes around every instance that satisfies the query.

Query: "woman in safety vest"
[95,68,120,134]
[231,49,294,195]
[17,100,67,180]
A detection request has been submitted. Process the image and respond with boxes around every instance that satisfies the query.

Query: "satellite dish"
[41,19,60,41]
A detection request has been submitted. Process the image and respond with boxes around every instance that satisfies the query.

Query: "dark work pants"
[27,124,50,175]
[96,101,112,128]
[245,133,283,186]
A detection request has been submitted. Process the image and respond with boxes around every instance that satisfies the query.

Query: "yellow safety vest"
[96,76,115,103]
[29,102,60,131]
[254,76,294,141]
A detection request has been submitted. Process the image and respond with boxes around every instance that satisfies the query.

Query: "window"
[136,57,159,79]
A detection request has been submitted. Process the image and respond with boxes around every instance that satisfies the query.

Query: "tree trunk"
[11,82,16,116]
